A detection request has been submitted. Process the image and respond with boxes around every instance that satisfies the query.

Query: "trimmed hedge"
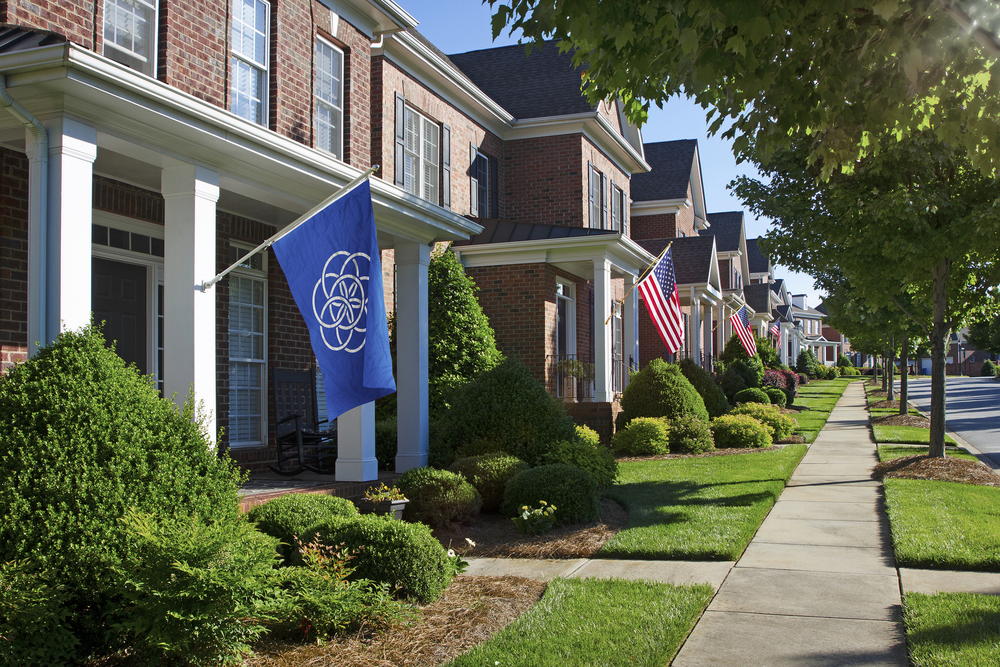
[247,493,359,563]
[611,417,671,456]
[711,414,773,449]
[983,360,997,377]
[763,387,787,407]
[734,387,770,405]
[501,464,601,525]
[535,432,618,490]
[397,467,481,528]
[618,359,708,428]
[678,358,730,418]
[448,452,529,512]
[730,403,798,440]
[668,415,715,454]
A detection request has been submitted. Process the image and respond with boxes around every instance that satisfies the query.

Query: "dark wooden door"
[92,258,147,375]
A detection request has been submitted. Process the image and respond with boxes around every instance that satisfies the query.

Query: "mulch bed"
[869,399,901,409]
[873,455,1000,487]
[872,413,930,428]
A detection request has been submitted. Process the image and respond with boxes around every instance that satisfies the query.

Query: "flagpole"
[199,164,379,292]
[604,240,673,326]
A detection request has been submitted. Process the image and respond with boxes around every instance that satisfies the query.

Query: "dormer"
[746,237,773,284]
[705,211,749,291]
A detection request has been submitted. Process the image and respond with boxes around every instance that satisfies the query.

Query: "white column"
[703,302,713,366]
[162,165,219,441]
[593,259,612,402]
[395,242,430,472]
[691,286,701,365]
[623,272,639,383]
[718,304,726,355]
[338,402,378,481]
[41,118,96,342]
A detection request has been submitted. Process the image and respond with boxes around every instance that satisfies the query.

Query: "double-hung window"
[315,38,344,158]
[228,246,267,446]
[231,0,270,126]
[470,146,498,218]
[103,0,157,76]
[403,107,439,203]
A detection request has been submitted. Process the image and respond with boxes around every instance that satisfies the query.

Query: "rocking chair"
[268,368,337,475]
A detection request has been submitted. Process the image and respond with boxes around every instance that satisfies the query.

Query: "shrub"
[829,365,842,379]
[248,493,359,563]
[837,354,854,368]
[762,368,796,405]
[0,326,245,655]
[731,403,798,440]
[711,414,773,449]
[618,359,708,428]
[678,358,730,418]
[612,417,671,456]
[982,359,997,377]
[397,467,482,528]
[796,350,816,377]
[312,515,453,603]
[0,561,78,666]
[798,373,810,385]
[668,414,715,454]
[733,357,765,388]
[448,452,529,512]
[756,338,781,369]
[501,464,600,525]
[375,418,398,470]
[535,434,618,490]
[718,366,748,403]
[430,358,577,467]
[841,366,862,376]
[734,387,771,405]
[511,501,557,535]
[764,387,787,407]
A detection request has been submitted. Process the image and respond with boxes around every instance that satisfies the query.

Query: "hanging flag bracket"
[604,241,673,326]
[198,165,379,292]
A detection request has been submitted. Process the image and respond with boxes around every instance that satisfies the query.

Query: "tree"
[734,133,1000,456]
[967,314,1000,354]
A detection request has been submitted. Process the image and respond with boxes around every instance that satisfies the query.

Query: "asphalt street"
[900,376,1000,466]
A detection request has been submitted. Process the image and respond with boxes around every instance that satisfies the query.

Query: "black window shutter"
[394,94,405,187]
[601,172,608,229]
[442,125,451,209]
[489,156,498,218]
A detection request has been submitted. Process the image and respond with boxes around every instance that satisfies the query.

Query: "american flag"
[638,248,683,353]
[770,320,781,345]
[731,305,757,357]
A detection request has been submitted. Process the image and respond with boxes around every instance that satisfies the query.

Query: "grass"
[869,408,923,418]
[872,425,957,445]
[883,478,1000,570]
[791,378,855,442]
[446,577,713,667]
[877,445,977,462]
[599,445,807,560]
[903,592,1000,667]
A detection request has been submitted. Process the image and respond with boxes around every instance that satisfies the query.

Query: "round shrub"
[711,414,773,449]
[535,435,618,490]
[430,358,577,467]
[248,493,359,562]
[764,387,787,407]
[678,358,730,418]
[313,515,453,603]
[730,403,798,441]
[501,464,600,525]
[0,326,245,656]
[618,358,709,428]
[797,373,810,385]
[448,452,529,512]
[734,387,771,405]
[397,467,482,528]
[668,414,715,454]
[612,417,670,456]
[982,359,997,377]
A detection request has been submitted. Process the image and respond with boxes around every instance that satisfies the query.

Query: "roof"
[638,235,716,285]
[746,238,771,274]
[452,219,617,246]
[705,211,744,252]
[447,40,593,119]
[770,278,785,294]
[775,304,795,323]
[744,282,772,315]
[631,140,697,202]
[0,26,66,52]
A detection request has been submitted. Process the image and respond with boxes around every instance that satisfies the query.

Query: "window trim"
[314,36,344,159]
[230,0,271,126]
[471,145,498,218]
[227,243,269,448]
[103,0,158,77]
[555,278,577,358]
[402,105,440,204]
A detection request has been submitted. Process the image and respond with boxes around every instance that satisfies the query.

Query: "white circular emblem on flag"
[313,251,369,353]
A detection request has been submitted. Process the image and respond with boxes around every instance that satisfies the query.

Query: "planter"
[356,498,408,521]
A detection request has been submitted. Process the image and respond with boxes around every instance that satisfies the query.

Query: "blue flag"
[272,180,395,420]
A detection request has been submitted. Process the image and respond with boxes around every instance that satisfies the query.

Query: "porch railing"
[547,353,638,401]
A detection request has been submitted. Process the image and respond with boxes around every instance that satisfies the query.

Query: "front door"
[92,258,147,375]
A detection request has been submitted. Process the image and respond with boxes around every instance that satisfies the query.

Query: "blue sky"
[399,0,824,307]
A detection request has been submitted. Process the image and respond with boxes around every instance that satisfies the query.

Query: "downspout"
[0,74,48,353]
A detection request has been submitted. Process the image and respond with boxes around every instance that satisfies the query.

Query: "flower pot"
[356,498,408,521]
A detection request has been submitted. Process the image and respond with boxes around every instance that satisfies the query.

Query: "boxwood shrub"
[711,414,773,449]
[611,417,671,456]
[397,466,482,528]
[618,359,708,428]
[247,493,359,563]
[448,452,529,512]
[763,387,787,407]
[734,387,771,405]
[983,359,997,377]
[667,415,715,454]
[678,358,730,418]
[534,426,618,490]
[730,403,798,441]
[501,464,601,525]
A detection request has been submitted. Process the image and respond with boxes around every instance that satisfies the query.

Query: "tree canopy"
[489,0,1000,177]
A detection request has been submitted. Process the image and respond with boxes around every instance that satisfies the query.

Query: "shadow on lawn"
[605,478,784,516]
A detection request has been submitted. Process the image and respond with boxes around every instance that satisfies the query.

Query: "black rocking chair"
[268,368,337,475]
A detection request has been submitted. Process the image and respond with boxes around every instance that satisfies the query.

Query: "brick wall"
[0,0,95,48]
[565,400,621,446]
[581,135,631,229]
[157,0,227,107]
[93,176,165,223]
[630,212,678,241]
[0,147,29,373]
[504,134,582,225]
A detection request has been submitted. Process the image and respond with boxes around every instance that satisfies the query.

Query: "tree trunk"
[899,336,909,416]
[887,345,896,402]
[928,259,951,458]
[881,353,888,391]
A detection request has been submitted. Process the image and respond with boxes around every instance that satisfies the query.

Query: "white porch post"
[702,302,713,365]
[162,165,219,441]
[338,402,378,481]
[593,259,612,402]
[40,118,96,343]
[718,304,726,355]
[623,272,638,383]
[395,242,430,472]
[691,286,701,366]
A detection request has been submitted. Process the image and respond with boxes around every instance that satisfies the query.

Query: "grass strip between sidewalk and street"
[877,445,977,462]
[872,425,957,446]
[446,577,713,667]
[599,445,807,560]
[903,592,1000,667]
[792,377,857,442]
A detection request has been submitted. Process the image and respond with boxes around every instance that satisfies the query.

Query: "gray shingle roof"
[453,219,616,246]
[630,140,697,202]
[0,26,66,52]
[744,282,772,315]
[775,304,795,323]
[638,235,715,286]
[746,238,771,274]
[770,278,785,294]
[447,40,594,119]
[705,211,744,252]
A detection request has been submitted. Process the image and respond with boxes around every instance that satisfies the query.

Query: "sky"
[398,0,826,307]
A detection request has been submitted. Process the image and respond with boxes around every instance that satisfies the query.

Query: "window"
[103,0,157,76]
[228,246,267,445]
[471,147,498,218]
[315,38,344,158]
[610,183,628,233]
[589,164,602,228]
[231,0,270,125]
[403,107,439,203]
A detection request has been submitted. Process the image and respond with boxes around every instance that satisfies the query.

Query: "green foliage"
[734,387,770,405]
[117,511,283,666]
[720,333,750,365]
[711,415,773,449]
[0,326,245,651]
[718,366,747,403]
[837,354,854,368]
[535,431,618,490]
[796,350,817,377]
[312,515,453,603]
[967,315,1000,355]
[731,403,798,441]
[397,467,482,528]
[430,358,577,467]
[981,359,997,377]
[448,452,529,513]
[611,417,671,456]
[375,418,397,470]
[763,387,787,407]
[667,415,715,455]
[678,358,730,418]
[511,500,557,535]
[502,464,601,525]
[755,337,781,369]
[0,561,78,666]
[247,493,359,564]
[618,359,708,428]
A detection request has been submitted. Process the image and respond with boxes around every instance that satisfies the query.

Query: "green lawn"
[877,445,977,462]
[903,592,1000,667]
[446,577,713,667]
[869,407,923,418]
[883,479,1000,570]
[599,445,807,560]
[791,378,855,442]
[871,424,957,446]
